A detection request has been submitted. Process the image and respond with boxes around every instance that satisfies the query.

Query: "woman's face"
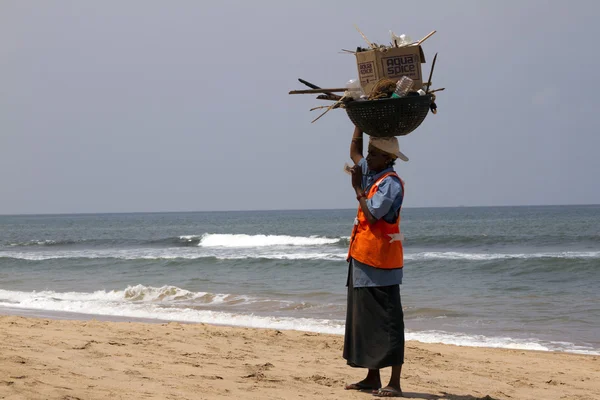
[366,146,393,172]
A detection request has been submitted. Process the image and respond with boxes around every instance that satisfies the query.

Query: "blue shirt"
[351,158,404,288]
[359,158,403,224]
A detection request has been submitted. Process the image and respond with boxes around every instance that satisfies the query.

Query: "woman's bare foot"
[345,378,381,391]
[372,385,403,397]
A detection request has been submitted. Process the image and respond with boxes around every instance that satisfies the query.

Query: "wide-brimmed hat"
[369,137,409,162]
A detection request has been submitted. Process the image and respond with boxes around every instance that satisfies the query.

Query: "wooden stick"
[317,94,343,101]
[425,53,438,93]
[298,79,342,100]
[354,25,376,49]
[429,87,445,94]
[310,105,330,111]
[298,78,321,90]
[311,95,346,123]
[417,30,437,46]
[289,88,347,95]
[340,49,356,54]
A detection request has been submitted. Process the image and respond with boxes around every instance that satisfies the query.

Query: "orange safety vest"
[347,171,404,269]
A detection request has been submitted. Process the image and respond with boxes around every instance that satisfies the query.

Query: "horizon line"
[1,203,599,217]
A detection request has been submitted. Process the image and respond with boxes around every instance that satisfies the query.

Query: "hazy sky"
[2,1,599,214]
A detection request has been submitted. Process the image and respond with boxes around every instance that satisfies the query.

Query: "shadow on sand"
[378,392,500,400]
[404,392,500,400]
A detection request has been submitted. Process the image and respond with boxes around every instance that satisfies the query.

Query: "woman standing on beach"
[343,126,407,398]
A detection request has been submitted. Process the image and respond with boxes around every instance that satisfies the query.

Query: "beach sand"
[0,315,598,400]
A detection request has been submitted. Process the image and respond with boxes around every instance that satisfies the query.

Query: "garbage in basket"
[288,27,444,136]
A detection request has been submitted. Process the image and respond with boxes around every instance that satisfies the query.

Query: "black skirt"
[343,263,405,369]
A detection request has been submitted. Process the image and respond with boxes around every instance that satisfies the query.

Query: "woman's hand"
[351,165,363,190]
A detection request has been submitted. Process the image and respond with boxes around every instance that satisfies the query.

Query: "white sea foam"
[0,287,344,335]
[404,251,600,261]
[9,240,58,246]
[0,286,274,310]
[0,248,349,261]
[0,285,197,304]
[179,235,199,242]
[405,330,600,355]
[222,252,346,260]
[0,287,598,355]
[3,248,599,262]
[197,233,341,248]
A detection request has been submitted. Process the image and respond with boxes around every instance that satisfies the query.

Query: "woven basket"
[345,94,432,137]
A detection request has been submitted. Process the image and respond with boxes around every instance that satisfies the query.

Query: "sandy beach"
[0,315,597,400]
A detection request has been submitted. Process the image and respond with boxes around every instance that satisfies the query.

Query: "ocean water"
[0,206,599,355]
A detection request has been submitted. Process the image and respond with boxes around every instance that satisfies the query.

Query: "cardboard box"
[355,45,426,95]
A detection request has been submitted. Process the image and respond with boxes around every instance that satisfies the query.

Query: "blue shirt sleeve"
[357,158,403,222]
[367,177,403,220]
[358,158,369,189]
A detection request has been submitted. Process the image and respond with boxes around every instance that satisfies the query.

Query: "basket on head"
[345,94,432,137]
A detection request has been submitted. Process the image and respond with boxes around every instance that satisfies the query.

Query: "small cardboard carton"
[355,45,426,95]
